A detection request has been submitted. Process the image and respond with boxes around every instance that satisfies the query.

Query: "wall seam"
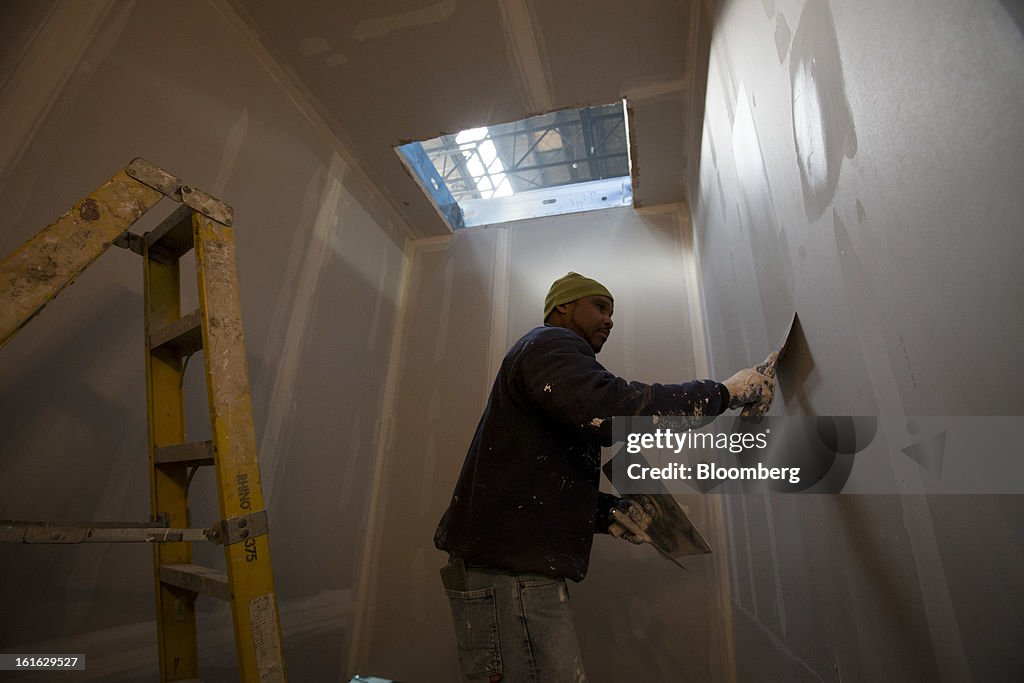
[679,203,737,682]
[345,234,417,676]
[486,227,511,392]
[679,206,710,380]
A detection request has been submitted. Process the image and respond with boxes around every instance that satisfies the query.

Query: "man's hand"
[608,499,655,545]
[723,352,777,417]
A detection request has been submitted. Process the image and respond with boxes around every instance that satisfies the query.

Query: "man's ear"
[546,302,572,324]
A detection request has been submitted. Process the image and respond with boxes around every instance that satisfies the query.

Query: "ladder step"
[155,440,214,467]
[145,203,195,261]
[160,563,231,601]
[150,309,203,355]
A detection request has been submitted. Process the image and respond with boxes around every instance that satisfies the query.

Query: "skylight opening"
[397,101,633,230]
[454,127,514,199]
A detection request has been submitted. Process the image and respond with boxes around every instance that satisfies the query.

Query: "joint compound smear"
[790,0,857,220]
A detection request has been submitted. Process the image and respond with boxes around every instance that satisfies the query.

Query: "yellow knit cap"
[543,272,613,319]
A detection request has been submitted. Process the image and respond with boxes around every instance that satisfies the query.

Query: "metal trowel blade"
[772,312,801,376]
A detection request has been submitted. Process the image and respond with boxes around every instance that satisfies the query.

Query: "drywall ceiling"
[226,0,702,237]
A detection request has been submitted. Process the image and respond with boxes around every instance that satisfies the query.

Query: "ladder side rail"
[194,212,287,683]
[0,166,164,349]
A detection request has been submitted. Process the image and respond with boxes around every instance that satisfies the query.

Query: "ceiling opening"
[397,101,633,230]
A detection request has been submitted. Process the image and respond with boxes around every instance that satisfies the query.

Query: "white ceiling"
[227,0,706,237]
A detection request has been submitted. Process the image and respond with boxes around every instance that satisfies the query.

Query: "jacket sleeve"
[513,332,729,440]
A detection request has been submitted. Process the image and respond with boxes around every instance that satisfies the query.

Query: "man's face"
[562,295,614,353]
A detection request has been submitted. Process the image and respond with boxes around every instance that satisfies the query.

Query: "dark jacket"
[434,325,729,581]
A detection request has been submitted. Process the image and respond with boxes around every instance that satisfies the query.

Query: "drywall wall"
[692,0,1024,679]
[351,205,743,681]
[0,2,408,680]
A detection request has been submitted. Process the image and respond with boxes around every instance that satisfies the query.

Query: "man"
[434,272,774,682]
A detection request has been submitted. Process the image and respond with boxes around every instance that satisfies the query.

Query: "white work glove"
[722,352,778,417]
[608,499,655,545]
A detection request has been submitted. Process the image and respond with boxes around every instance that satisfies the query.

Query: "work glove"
[722,352,777,417]
[608,499,655,545]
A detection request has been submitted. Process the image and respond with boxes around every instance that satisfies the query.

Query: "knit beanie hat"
[543,272,613,319]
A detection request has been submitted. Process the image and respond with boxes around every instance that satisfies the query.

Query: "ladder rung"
[145,203,194,261]
[160,563,230,601]
[155,440,214,467]
[150,309,202,355]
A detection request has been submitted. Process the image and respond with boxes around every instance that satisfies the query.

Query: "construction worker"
[434,271,774,681]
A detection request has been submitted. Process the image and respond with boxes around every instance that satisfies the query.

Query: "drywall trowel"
[602,456,712,571]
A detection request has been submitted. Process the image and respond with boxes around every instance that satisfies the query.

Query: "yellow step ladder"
[0,159,288,682]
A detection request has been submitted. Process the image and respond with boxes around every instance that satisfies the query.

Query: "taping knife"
[760,312,800,378]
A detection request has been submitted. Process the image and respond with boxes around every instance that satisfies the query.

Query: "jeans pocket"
[519,576,570,611]
[445,587,502,678]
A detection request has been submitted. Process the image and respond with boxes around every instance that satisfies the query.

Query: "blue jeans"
[443,564,588,682]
